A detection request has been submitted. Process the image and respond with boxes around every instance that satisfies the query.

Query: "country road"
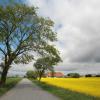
[0,79,60,100]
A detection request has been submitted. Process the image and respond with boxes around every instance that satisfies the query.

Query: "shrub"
[85,74,92,77]
[26,70,38,79]
[95,74,100,77]
[67,73,80,78]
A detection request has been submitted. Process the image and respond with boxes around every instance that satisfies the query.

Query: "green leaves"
[34,54,61,72]
[26,70,38,79]
[0,3,61,72]
[14,53,34,64]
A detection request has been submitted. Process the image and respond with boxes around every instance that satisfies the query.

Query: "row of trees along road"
[0,3,61,86]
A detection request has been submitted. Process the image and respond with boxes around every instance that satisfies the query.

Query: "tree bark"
[0,54,15,86]
[0,66,9,86]
[39,76,42,81]
[38,69,45,81]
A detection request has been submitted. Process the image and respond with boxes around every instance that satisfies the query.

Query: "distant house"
[46,72,64,78]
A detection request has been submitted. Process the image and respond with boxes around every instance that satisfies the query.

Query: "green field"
[0,78,21,96]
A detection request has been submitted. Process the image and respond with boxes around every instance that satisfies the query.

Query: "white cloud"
[13,0,100,74]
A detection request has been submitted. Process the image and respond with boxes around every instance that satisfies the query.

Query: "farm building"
[46,72,64,78]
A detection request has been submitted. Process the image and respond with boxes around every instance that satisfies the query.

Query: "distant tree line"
[65,73,100,78]
[26,71,100,80]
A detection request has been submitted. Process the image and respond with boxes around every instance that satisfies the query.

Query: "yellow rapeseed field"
[41,77,100,97]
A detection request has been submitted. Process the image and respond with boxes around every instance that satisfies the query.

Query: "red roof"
[47,72,64,77]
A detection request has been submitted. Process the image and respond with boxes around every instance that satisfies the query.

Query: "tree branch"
[0,47,6,55]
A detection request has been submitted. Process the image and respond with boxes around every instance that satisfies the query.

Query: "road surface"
[0,79,60,100]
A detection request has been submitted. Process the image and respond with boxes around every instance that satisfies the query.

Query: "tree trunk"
[0,67,9,86]
[0,53,14,86]
[39,76,42,81]
[38,69,45,81]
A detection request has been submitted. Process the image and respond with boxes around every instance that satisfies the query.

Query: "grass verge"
[0,77,21,97]
[31,79,100,100]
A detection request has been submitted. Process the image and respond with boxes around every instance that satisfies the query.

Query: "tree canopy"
[34,54,61,81]
[26,70,38,79]
[0,4,61,85]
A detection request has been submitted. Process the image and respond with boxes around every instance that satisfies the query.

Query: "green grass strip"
[0,78,21,97]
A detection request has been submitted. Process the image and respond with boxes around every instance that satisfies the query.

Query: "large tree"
[0,4,59,85]
[34,53,61,81]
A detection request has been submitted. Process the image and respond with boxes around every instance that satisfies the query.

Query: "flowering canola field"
[41,78,100,97]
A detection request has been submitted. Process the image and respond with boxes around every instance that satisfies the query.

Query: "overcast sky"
[7,0,100,75]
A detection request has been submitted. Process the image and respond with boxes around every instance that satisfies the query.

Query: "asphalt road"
[0,78,60,100]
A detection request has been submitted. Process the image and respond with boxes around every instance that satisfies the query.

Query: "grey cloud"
[55,63,100,74]
[69,39,100,62]
[21,0,100,74]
